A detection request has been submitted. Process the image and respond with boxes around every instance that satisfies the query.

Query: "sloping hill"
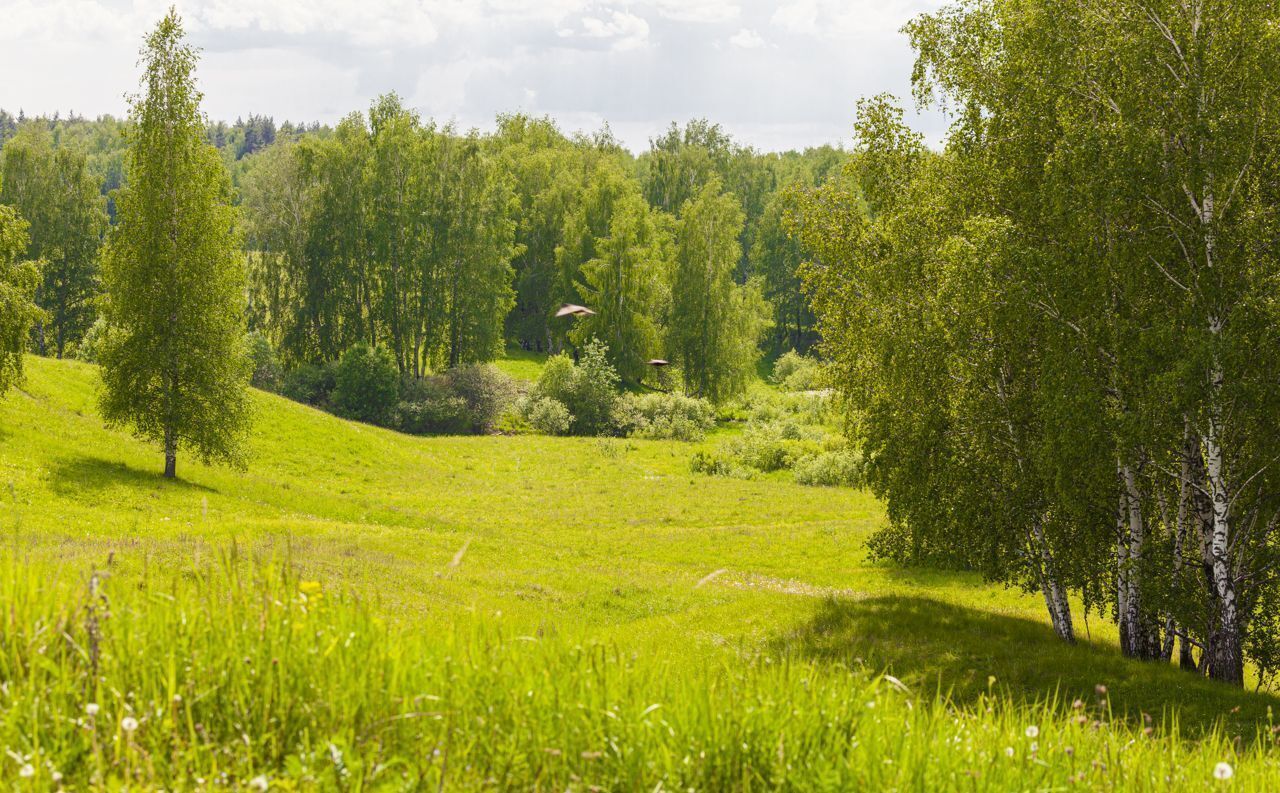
[3,355,1279,789]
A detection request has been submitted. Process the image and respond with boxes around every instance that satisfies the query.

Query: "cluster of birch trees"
[797,0,1280,686]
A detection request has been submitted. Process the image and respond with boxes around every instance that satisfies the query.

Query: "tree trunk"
[163,425,177,479]
[1202,367,1244,685]
[1032,518,1074,642]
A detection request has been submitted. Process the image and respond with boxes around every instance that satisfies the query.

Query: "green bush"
[618,392,716,442]
[74,317,109,364]
[246,331,282,392]
[281,362,337,407]
[533,341,621,436]
[396,377,471,435]
[444,364,520,433]
[793,449,864,488]
[690,450,755,479]
[771,350,823,391]
[525,396,572,435]
[331,344,400,426]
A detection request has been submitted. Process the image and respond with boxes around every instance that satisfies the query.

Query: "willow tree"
[99,10,250,479]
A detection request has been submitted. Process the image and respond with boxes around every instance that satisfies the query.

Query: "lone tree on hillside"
[99,9,250,479]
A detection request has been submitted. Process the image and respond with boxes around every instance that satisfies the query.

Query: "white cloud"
[577,10,650,51]
[771,0,940,38]
[0,0,951,152]
[644,0,739,23]
[729,27,764,48]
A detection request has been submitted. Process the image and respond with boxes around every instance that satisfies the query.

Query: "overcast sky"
[0,0,948,153]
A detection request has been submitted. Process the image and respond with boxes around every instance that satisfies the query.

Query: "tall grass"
[2,550,1277,790]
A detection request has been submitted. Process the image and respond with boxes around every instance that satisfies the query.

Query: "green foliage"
[280,361,336,407]
[97,10,251,479]
[437,364,520,434]
[670,180,771,402]
[570,191,670,382]
[532,340,622,436]
[73,316,109,363]
[770,350,823,391]
[0,205,43,392]
[794,449,864,488]
[241,99,518,374]
[396,378,470,435]
[523,395,572,435]
[0,125,107,357]
[245,330,282,392]
[330,343,399,426]
[615,392,716,442]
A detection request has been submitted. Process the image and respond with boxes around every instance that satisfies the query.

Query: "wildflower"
[1095,684,1108,696]
[249,775,270,791]
[1214,762,1234,780]
[85,703,100,716]
[1025,725,1040,739]
[1072,699,1084,710]
[121,716,139,733]
[19,764,34,778]
[299,581,323,595]
[1029,742,1038,753]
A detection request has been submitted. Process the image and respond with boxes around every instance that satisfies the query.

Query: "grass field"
[3,355,1280,789]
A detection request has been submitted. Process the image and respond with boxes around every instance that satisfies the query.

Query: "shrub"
[793,450,864,488]
[690,450,755,479]
[525,396,572,435]
[281,362,337,407]
[396,377,471,435]
[246,331,282,392]
[74,317,109,364]
[618,392,716,442]
[533,341,621,436]
[771,350,823,392]
[443,364,519,433]
[331,344,400,426]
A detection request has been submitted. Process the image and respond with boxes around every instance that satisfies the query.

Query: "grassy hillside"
[3,355,1280,789]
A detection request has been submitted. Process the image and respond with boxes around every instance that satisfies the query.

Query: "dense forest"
[0,101,843,385]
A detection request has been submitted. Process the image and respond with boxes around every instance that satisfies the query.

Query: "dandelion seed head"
[85,703,99,716]
[121,716,139,733]
[1025,725,1040,738]
[18,764,34,778]
[1214,761,1234,780]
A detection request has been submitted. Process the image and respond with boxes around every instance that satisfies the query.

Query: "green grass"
[493,347,549,382]
[3,355,1280,789]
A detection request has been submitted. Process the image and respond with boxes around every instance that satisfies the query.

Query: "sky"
[0,0,949,154]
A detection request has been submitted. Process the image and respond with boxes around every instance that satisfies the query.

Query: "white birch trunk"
[1031,518,1075,642]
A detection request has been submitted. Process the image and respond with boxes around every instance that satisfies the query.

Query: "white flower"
[1214,761,1234,780]
[250,775,270,791]
[1005,747,1015,757]
[121,716,139,732]
[85,703,100,716]
[18,764,34,778]
[1025,725,1039,738]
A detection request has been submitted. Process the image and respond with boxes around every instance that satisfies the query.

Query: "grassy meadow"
[3,354,1280,789]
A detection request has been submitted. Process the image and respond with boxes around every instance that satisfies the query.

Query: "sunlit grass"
[2,355,1279,788]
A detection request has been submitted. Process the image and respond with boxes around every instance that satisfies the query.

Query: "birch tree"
[99,10,251,479]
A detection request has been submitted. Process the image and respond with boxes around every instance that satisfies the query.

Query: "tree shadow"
[772,595,1280,738]
[50,456,216,495]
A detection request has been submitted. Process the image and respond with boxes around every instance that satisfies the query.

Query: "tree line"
[796,0,1280,688]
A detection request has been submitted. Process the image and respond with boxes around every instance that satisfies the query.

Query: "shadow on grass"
[773,595,1280,738]
[51,456,215,494]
